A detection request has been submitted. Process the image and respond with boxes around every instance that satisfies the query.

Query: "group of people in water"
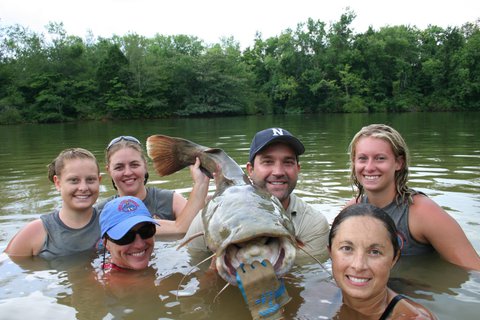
[4,124,480,319]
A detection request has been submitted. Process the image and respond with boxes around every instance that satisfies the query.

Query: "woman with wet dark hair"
[329,203,437,319]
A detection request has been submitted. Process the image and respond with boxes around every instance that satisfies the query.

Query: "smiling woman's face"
[107,147,148,197]
[329,216,398,302]
[106,222,155,270]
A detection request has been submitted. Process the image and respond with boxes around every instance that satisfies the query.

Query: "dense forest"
[1,10,479,124]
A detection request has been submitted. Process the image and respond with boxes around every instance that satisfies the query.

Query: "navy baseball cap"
[100,196,159,240]
[249,128,305,163]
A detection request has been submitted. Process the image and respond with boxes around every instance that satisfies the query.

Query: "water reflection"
[1,113,480,318]
[0,243,341,319]
[0,292,77,319]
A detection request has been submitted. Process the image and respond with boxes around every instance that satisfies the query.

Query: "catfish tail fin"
[147,134,246,183]
[147,134,210,177]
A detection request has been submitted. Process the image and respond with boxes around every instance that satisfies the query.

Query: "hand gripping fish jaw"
[146,134,298,287]
[217,235,296,286]
[236,260,291,320]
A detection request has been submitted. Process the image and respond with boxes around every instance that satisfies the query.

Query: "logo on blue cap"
[118,198,140,213]
[100,196,158,239]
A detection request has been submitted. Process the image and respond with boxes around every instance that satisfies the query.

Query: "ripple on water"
[0,291,77,320]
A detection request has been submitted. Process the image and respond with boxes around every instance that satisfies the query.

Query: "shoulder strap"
[378,294,406,320]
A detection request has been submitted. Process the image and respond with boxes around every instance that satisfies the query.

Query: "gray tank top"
[96,187,175,220]
[39,208,101,260]
[362,190,434,256]
[142,187,174,220]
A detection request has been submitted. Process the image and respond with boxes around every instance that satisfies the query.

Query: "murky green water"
[0,113,479,319]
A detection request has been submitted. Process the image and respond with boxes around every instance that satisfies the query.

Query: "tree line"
[1,10,479,124]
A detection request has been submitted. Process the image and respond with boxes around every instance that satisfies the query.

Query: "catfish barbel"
[146,135,297,286]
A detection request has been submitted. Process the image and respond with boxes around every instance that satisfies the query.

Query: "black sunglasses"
[106,136,141,151]
[107,223,156,246]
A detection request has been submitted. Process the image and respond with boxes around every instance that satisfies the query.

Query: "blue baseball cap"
[100,196,159,240]
[249,128,305,163]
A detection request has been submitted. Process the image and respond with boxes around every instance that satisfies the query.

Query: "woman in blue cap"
[100,196,159,271]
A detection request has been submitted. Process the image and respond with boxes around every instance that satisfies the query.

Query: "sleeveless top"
[96,187,175,220]
[39,208,101,260]
[361,189,434,256]
[379,294,405,320]
[142,187,175,219]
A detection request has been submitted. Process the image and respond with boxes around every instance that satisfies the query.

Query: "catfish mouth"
[215,236,296,286]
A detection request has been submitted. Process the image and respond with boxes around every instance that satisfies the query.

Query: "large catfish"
[146,135,297,286]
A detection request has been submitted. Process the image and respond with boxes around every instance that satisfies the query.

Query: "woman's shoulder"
[410,192,445,215]
[393,296,437,319]
[19,218,46,234]
[4,218,46,256]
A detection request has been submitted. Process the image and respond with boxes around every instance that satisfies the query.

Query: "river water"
[0,113,479,319]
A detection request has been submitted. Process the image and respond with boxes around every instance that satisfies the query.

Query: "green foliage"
[1,12,480,124]
[0,106,23,124]
[343,95,368,113]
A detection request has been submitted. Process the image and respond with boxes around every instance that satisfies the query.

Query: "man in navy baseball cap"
[246,127,329,259]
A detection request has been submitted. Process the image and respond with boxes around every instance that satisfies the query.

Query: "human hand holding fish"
[236,259,290,320]
[146,134,297,315]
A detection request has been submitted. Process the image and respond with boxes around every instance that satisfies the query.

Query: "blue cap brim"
[103,215,159,240]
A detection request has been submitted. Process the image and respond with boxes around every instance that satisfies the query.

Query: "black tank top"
[378,294,405,320]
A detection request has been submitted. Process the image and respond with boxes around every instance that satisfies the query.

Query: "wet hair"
[329,203,401,260]
[47,148,100,183]
[104,137,149,189]
[348,123,412,204]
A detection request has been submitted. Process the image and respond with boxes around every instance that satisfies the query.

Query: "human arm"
[155,157,210,235]
[4,219,46,256]
[409,194,480,271]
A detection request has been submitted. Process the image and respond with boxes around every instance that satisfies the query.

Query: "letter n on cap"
[272,128,284,136]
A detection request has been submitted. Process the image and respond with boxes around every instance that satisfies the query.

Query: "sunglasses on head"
[106,136,141,151]
[107,223,156,246]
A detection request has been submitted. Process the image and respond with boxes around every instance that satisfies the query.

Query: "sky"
[1,0,479,48]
